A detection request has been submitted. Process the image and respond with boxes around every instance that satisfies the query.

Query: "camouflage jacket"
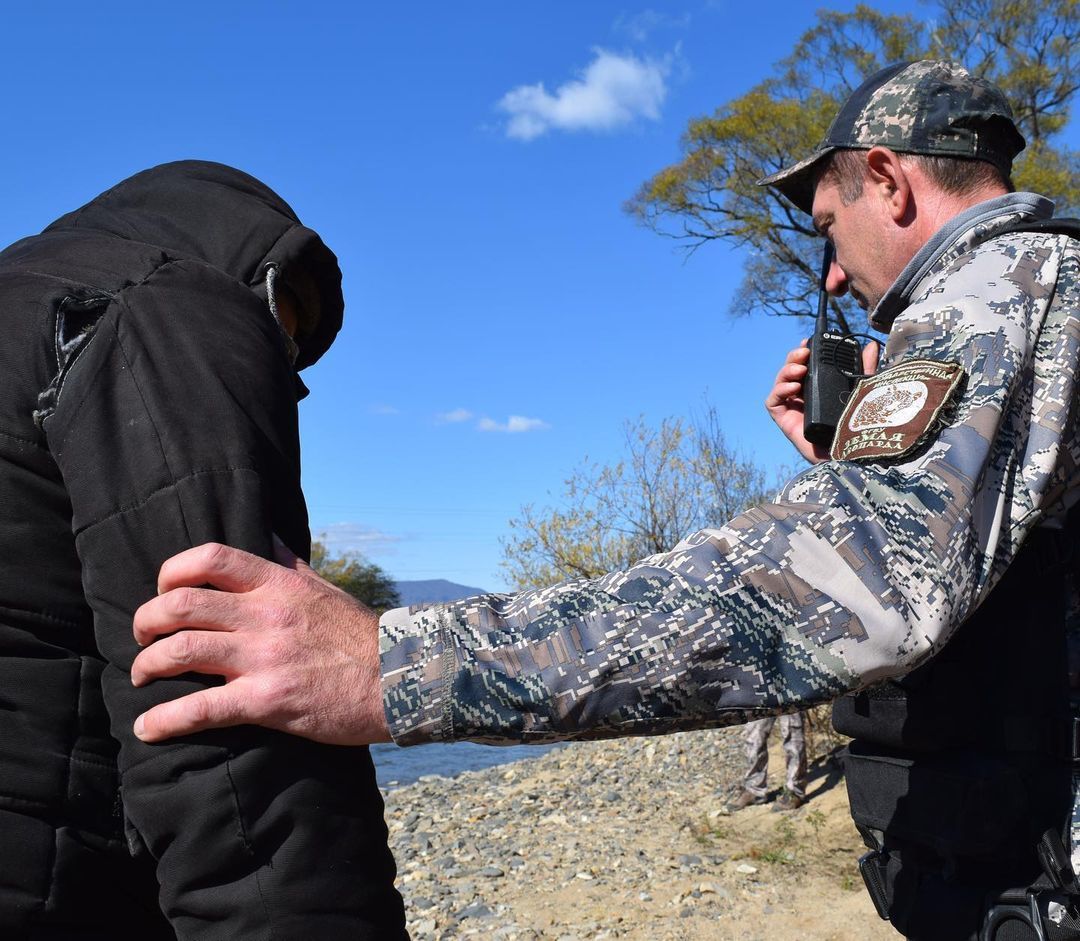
[380,192,1080,746]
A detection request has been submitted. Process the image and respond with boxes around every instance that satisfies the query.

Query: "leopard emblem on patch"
[830,359,964,463]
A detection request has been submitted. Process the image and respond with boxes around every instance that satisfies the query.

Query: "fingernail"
[134,714,146,739]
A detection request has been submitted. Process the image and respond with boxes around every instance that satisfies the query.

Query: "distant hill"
[393,579,487,606]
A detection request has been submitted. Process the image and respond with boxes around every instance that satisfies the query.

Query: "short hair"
[816,150,868,206]
[815,148,1014,206]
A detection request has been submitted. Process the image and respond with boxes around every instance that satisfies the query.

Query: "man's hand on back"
[765,337,879,463]
[131,539,392,746]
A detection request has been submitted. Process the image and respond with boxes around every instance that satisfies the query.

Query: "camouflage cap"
[758,60,1026,214]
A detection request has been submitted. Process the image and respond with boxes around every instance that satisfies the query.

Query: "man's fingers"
[772,349,810,389]
[131,629,245,686]
[156,542,281,595]
[777,347,809,375]
[134,685,251,742]
[862,339,880,376]
[134,586,254,646]
[765,380,806,409]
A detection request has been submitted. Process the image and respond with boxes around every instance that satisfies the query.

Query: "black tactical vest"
[833,218,1080,941]
[834,520,1075,938]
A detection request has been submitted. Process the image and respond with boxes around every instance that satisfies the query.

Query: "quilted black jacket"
[0,161,405,939]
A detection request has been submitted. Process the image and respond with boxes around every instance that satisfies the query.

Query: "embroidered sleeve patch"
[830,359,965,463]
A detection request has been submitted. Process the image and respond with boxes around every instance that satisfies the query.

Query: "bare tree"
[501,407,776,590]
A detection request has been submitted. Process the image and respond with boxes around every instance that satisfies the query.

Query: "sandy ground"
[386,730,901,940]
[480,750,896,940]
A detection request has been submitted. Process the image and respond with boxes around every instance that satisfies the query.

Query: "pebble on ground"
[383,727,894,941]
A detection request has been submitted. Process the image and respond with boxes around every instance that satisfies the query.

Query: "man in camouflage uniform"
[730,712,808,811]
[128,61,1080,939]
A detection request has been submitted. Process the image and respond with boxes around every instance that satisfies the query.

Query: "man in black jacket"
[0,161,406,938]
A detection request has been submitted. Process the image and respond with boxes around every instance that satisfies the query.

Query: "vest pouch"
[843,741,1028,859]
[832,631,1002,749]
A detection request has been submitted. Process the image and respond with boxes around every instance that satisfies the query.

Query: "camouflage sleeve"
[381,233,1080,746]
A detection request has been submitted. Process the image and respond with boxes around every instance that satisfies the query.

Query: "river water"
[370,740,563,789]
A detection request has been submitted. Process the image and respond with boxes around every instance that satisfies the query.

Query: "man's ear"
[865,146,910,222]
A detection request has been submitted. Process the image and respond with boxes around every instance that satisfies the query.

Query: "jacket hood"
[43,160,343,369]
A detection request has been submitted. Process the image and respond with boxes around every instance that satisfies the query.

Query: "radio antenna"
[816,241,833,331]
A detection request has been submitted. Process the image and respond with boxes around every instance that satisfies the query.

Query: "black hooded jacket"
[0,162,405,938]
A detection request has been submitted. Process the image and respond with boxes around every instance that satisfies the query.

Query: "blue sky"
[2,2,1070,590]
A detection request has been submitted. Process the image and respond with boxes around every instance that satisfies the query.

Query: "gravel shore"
[382,727,895,941]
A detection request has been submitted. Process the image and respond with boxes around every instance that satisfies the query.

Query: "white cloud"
[477,415,550,433]
[497,48,669,141]
[313,522,404,557]
[437,407,473,423]
[369,403,400,416]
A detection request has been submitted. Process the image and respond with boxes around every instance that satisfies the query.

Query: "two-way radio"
[803,242,862,447]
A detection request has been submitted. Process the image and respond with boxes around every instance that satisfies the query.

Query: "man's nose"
[825,257,849,296]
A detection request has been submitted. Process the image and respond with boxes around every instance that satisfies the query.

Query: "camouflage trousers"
[743,714,807,799]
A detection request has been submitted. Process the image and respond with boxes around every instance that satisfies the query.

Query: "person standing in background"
[728,713,808,812]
